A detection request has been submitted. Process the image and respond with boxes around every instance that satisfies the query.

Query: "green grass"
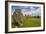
[12,17,41,28]
[22,17,41,27]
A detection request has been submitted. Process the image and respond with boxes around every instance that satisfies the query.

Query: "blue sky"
[11,6,41,16]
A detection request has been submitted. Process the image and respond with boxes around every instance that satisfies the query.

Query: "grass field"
[12,17,41,28]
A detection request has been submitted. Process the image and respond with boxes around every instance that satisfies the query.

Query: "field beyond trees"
[12,16,41,28]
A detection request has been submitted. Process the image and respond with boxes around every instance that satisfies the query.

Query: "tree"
[12,9,23,27]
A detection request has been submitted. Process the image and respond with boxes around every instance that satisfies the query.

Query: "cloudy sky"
[12,6,41,16]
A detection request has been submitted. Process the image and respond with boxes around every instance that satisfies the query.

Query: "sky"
[11,6,41,16]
